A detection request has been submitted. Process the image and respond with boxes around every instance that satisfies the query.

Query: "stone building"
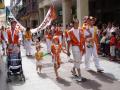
[16,0,120,28]
[16,0,39,28]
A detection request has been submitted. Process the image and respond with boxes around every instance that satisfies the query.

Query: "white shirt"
[106,26,117,38]
[100,36,106,43]
[68,28,80,41]
[84,26,97,38]
[2,31,8,42]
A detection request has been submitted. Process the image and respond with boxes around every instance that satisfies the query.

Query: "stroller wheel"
[20,74,25,82]
[22,75,25,82]
[7,78,11,83]
[7,72,11,78]
[23,77,25,82]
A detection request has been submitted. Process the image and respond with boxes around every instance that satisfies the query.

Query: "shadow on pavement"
[26,55,35,59]
[56,77,71,86]
[100,56,120,64]
[37,73,48,79]
[79,79,102,90]
[88,70,116,83]
[43,63,53,68]
[8,80,25,86]
[37,72,71,87]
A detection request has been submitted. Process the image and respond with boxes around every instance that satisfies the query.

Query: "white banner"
[7,6,56,33]
[31,6,56,33]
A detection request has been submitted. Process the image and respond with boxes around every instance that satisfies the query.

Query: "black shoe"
[71,70,78,77]
[97,69,104,73]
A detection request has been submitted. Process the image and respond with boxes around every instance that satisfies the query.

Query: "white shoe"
[76,77,82,82]
[85,67,91,71]
[73,77,79,80]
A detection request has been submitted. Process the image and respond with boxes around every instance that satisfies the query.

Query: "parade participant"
[45,26,52,54]
[55,24,63,44]
[6,20,22,46]
[100,32,107,57]
[63,25,69,49]
[24,27,32,56]
[1,26,7,55]
[63,25,72,61]
[84,16,103,72]
[67,19,85,81]
[35,38,41,47]
[51,36,67,80]
[35,45,44,73]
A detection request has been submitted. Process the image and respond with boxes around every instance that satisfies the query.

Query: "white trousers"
[85,43,102,70]
[25,40,32,55]
[2,40,6,54]
[72,46,82,69]
[2,40,7,49]
[46,39,52,53]
[59,36,62,43]
[110,46,115,56]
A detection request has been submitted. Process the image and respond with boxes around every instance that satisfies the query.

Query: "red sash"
[68,29,85,53]
[51,44,62,65]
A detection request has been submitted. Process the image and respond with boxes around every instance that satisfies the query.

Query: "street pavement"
[0,56,8,90]
[0,42,120,90]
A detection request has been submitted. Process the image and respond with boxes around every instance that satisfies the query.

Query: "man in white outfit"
[67,19,85,81]
[84,17,103,72]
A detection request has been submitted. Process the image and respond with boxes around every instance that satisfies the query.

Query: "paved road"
[0,43,120,90]
[0,56,8,90]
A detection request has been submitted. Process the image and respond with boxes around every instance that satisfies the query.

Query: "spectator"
[110,32,117,60]
[116,35,120,60]
[100,31,107,57]
[106,22,112,38]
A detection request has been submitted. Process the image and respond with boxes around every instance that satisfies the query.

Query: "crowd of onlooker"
[98,22,120,61]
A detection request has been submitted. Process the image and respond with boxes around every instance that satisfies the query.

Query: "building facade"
[38,0,89,28]
[89,0,120,23]
[16,0,120,29]
[16,0,39,28]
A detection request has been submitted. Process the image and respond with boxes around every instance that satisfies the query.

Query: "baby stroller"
[7,44,25,82]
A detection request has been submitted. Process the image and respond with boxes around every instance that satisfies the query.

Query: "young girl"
[51,36,67,80]
[35,45,44,73]
[35,38,41,47]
